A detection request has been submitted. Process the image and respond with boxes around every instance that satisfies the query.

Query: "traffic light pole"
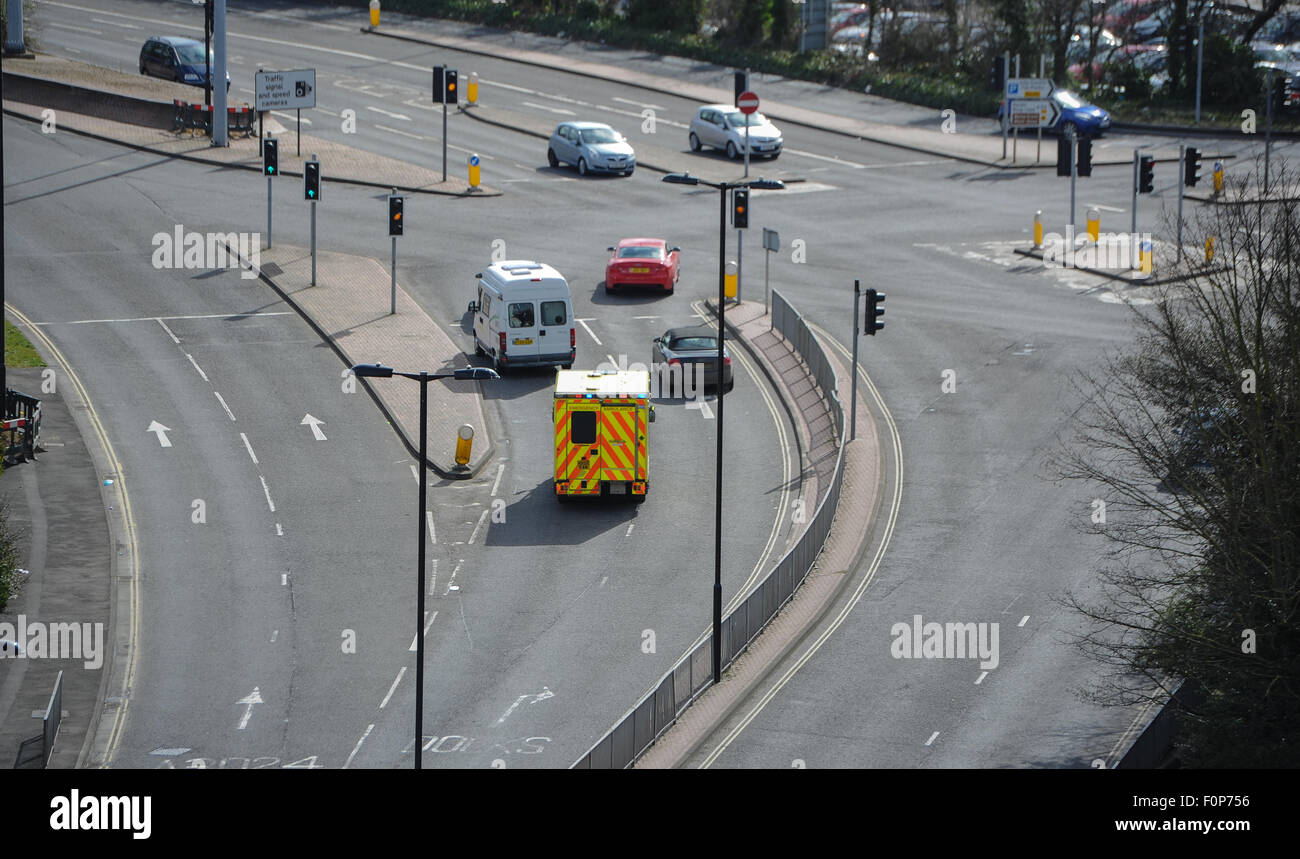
[1177,144,1185,262]
[266,174,272,250]
[1131,149,1139,269]
[391,237,397,315]
[713,184,726,686]
[442,102,448,183]
[310,153,317,286]
[1069,134,1077,232]
[851,281,860,442]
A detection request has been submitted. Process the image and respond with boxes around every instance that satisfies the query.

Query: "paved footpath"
[0,368,112,769]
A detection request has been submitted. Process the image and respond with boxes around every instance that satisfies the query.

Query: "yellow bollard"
[724,260,738,299]
[369,0,380,28]
[1086,207,1100,242]
[1212,160,1224,195]
[1138,239,1153,275]
[1205,236,1215,264]
[455,424,474,467]
[468,72,479,105]
[468,153,480,190]
[1033,210,1043,248]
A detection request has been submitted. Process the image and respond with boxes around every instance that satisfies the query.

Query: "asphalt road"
[12,0,1290,769]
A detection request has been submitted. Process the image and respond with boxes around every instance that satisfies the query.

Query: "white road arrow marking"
[495,687,554,725]
[301,414,327,441]
[147,421,173,447]
[237,687,264,730]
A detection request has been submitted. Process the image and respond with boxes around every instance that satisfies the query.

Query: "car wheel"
[624,168,634,177]
[664,284,674,295]
[689,132,702,152]
[725,378,734,393]
[547,148,559,168]
[557,492,571,504]
[140,64,147,75]
[633,492,647,504]
[1060,121,1078,139]
[578,158,589,176]
[769,152,780,160]
[726,141,739,160]
[606,281,617,294]
[493,353,504,374]
[561,363,572,370]
[474,338,486,357]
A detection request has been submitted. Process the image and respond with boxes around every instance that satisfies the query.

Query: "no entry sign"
[737,91,759,114]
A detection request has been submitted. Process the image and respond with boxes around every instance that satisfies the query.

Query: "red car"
[604,238,680,294]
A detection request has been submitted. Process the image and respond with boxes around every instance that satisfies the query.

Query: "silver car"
[547,122,636,176]
[688,104,783,160]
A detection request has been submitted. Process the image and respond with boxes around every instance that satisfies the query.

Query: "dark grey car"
[651,325,734,395]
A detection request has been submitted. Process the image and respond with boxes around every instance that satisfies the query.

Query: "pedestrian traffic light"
[865,288,885,335]
[1139,154,1155,194]
[1056,138,1071,177]
[388,194,403,236]
[445,69,458,105]
[304,160,320,200]
[732,188,749,229]
[1077,136,1092,177]
[1184,147,1202,187]
[433,65,445,104]
[263,138,278,176]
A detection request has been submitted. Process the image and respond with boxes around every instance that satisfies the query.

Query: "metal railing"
[3,388,41,465]
[13,671,62,768]
[172,101,256,137]
[574,290,846,768]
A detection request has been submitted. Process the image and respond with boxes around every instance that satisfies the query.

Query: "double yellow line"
[6,305,140,768]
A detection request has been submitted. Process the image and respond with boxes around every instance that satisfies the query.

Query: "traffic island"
[1013,241,1229,287]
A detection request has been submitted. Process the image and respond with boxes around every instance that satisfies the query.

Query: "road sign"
[737,91,759,115]
[1009,98,1061,128]
[1005,77,1055,100]
[762,227,780,252]
[255,69,317,111]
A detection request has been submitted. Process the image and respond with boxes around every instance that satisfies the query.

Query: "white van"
[468,261,575,372]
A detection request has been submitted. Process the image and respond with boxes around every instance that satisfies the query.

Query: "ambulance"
[553,369,654,502]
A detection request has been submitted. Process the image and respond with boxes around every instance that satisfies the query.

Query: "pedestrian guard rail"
[3,388,41,464]
[173,100,256,137]
[573,289,846,768]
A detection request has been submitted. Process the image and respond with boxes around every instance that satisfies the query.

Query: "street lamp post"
[660,172,784,683]
[350,362,498,769]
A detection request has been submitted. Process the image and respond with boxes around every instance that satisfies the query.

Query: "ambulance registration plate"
[513,337,533,345]
[630,267,650,273]
[610,483,627,495]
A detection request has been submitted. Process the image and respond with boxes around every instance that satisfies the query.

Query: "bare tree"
[1055,158,1300,767]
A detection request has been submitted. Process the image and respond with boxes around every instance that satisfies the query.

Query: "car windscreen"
[579,127,620,144]
[1056,90,1085,108]
[175,43,207,64]
[617,247,664,259]
[670,336,718,350]
[722,111,768,128]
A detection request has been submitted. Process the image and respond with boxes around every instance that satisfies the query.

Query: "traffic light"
[1139,154,1155,194]
[304,160,320,200]
[1184,147,1202,187]
[262,137,278,176]
[734,70,749,106]
[433,65,444,104]
[445,69,459,105]
[1056,138,1071,177]
[864,288,885,335]
[1077,136,1092,177]
[732,188,749,229]
[388,194,404,236]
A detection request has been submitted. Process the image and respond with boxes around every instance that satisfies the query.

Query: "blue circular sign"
[469,154,480,166]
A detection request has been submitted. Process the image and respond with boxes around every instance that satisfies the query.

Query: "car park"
[139,36,230,91]
[651,325,733,394]
[604,239,680,295]
[547,122,636,176]
[688,104,783,160]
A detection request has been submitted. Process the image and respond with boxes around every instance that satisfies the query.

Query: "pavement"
[0,368,112,769]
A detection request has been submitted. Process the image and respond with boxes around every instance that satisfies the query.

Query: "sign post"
[737,91,759,303]
[255,69,316,156]
[761,227,779,316]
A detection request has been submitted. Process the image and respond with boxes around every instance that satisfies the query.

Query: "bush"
[0,500,21,612]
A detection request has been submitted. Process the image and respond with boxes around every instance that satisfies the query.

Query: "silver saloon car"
[688,104,783,160]
[547,122,636,176]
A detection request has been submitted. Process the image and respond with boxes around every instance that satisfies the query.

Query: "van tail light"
[669,358,681,366]
[570,328,576,349]
[499,332,507,355]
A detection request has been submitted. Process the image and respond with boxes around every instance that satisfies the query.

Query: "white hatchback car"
[688,104,783,160]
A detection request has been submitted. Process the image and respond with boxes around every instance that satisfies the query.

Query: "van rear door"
[505,299,540,362]
[599,403,638,492]
[538,297,570,363]
[560,400,601,491]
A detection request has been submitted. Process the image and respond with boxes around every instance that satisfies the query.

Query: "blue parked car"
[1000,89,1111,137]
[139,36,230,92]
